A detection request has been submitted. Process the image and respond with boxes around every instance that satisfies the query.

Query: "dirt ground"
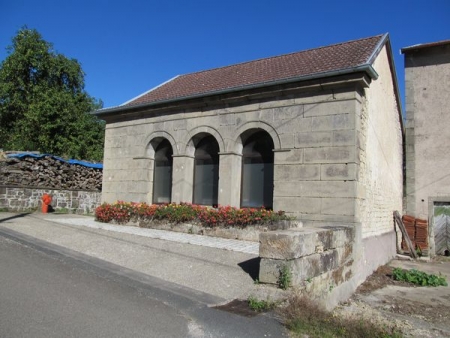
[334,256,450,337]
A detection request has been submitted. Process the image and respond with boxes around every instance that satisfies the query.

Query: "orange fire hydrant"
[41,194,52,213]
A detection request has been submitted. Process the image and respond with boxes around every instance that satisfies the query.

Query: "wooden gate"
[434,204,450,255]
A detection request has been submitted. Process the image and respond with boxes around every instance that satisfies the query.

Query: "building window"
[193,135,219,206]
[241,131,274,209]
[152,139,173,204]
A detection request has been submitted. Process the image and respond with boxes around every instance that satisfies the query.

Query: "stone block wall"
[0,186,101,214]
[259,226,354,307]
[102,75,369,225]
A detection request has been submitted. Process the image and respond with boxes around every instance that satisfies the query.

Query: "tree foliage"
[0,27,105,161]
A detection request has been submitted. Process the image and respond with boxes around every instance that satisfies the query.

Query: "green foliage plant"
[247,296,275,312]
[392,268,448,287]
[153,203,198,223]
[416,246,423,257]
[278,264,292,290]
[0,27,105,161]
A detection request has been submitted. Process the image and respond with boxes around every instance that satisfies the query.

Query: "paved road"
[0,228,285,338]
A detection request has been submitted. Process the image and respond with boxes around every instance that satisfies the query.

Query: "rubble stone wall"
[0,186,101,214]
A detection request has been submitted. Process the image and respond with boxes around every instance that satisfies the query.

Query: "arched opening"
[241,130,274,209]
[193,135,219,206]
[152,139,173,204]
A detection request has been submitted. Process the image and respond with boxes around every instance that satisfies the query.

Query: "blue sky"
[1,0,449,111]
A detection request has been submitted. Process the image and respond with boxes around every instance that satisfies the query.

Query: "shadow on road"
[0,212,32,224]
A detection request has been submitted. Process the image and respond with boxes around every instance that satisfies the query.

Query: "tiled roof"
[125,34,385,107]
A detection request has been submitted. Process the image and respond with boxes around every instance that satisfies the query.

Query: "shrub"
[95,203,115,223]
[95,201,291,228]
[111,201,134,224]
[133,202,159,220]
[155,203,197,223]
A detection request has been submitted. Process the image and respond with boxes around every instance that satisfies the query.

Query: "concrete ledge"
[134,219,303,242]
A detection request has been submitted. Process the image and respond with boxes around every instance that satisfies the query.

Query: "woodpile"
[0,154,102,191]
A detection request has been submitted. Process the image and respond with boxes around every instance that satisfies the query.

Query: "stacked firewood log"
[0,154,102,191]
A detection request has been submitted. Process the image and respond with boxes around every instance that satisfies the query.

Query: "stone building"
[96,34,403,300]
[402,40,450,256]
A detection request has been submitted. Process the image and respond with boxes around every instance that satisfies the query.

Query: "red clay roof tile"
[125,34,384,106]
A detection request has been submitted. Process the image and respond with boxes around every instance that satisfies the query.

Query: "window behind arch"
[193,135,219,206]
[152,139,173,204]
[241,131,274,209]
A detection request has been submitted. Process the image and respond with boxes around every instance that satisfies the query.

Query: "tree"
[0,27,105,161]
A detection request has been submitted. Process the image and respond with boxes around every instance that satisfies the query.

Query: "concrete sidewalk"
[0,212,275,304]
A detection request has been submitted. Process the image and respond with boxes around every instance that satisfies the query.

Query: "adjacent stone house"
[402,40,450,256]
[95,34,403,299]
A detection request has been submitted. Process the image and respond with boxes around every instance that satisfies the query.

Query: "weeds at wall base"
[247,296,276,312]
[278,264,292,290]
[277,293,404,338]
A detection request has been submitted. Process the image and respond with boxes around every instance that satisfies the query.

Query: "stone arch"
[232,121,281,154]
[239,127,275,209]
[151,139,174,204]
[183,126,225,157]
[144,131,178,158]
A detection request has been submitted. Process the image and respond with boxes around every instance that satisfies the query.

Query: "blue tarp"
[7,153,103,169]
